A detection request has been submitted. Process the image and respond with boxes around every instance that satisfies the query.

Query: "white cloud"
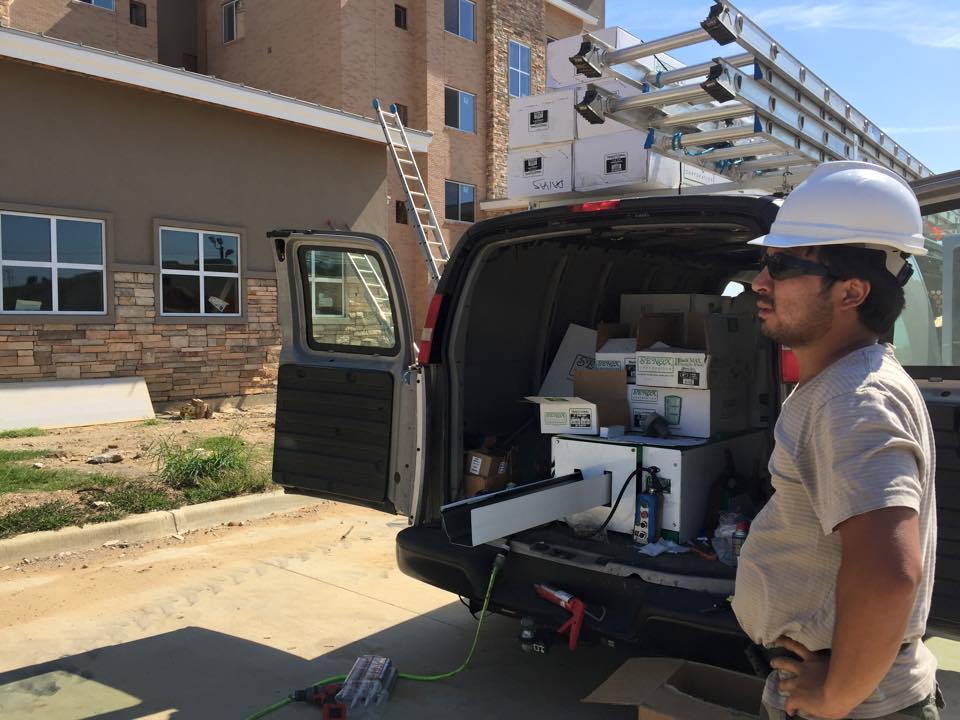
[744,2,960,50]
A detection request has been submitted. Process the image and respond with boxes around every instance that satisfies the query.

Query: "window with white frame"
[76,0,116,11]
[0,211,106,314]
[444,87,475,133]
[444,0,474,41]
[223,0,238,43]
[445,181,476,223]
[309,251,345,318]
[509,40,531,97]
[159,227,241,316]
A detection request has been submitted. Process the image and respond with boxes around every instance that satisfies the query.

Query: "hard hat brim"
[748,232,928,257]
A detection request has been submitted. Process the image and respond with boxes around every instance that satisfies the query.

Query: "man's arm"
[827,506,923,710]
[775,506,923,718]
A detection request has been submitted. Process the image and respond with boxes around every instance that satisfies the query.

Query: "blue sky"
[604,1,960,174]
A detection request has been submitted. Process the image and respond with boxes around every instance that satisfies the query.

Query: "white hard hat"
[749,161,926,280]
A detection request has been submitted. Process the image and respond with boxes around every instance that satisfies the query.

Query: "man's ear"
[837,277,871,310]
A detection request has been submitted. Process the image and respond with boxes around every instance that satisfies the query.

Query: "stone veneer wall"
[309,267,396,348]
[485,0,547,199]
[0,272,280,401]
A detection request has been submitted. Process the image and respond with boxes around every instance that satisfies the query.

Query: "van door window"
[892,207,960,369]
[299,247,398,353]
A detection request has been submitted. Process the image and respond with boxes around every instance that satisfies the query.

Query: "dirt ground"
[0,402,277,516]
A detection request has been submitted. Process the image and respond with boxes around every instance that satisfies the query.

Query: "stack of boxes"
[507,28,724,202]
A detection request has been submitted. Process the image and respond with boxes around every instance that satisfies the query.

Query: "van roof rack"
[568,1,931,193]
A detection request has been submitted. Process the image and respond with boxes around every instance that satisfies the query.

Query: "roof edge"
[0,25,432,152]
[545,0,599,26]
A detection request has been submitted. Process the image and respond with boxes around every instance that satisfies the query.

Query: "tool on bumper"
[534,583,587,650]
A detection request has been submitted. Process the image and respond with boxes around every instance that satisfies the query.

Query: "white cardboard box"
[539,323,597,396]
[509,89,577,149]
[546,27,646,88]
[507,142,574,199]
[574,77,646,140]
[574,132,681,192]
[595,337,639,382]
[525,396,598,435]
[627,384,746,439]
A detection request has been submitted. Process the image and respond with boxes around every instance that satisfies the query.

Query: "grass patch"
[0,449,48,463]
[152,432,272,503]
[0,427,46,439]
[0,501,86,539]
[139,418,161,427]
[0,462,122,494]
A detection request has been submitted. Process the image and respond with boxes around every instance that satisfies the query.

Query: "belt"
[747,642,914,677]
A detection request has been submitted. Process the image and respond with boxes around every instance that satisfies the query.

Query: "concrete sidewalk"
[0,490,324,566]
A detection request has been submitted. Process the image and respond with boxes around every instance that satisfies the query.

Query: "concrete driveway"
[0,499,634,719]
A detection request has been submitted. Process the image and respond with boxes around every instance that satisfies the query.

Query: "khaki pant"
[760,694,941,720]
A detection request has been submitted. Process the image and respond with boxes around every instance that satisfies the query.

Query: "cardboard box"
[583,657,764,719]
[627,384,747,439]
[574,132,681,192]
[594,317,683,383]
[595,337,639,381]
[634,314,754,390]
[464,449,508,478]
[546,27,648,88]
[525,396,598,435]
[507,143,574,199]
[509,89,577,148]
[539,323,597,396]
[574,78,647,140]
[463,473,510,497]
[573,369,630,428]
[620,294,731,323]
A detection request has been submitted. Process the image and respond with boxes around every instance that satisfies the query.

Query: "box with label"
[594,317,683,384]
[464,449,508,478]
[539,323,597,396]
[509,90,577,149]
[627,384,747,439]
[574,132,681,192]
[595,338,639,381]
[507,143,574,199]
[525,396,598,435]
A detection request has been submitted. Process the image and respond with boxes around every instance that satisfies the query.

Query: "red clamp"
[534,583,586,650]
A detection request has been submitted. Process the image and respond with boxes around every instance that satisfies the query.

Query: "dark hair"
[816,245,905,335]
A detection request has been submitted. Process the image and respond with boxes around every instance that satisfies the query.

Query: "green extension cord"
[244,554,504,719]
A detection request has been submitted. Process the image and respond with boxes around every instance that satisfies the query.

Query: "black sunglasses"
[759,252,834,281]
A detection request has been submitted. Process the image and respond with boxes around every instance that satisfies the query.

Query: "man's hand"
[771,637,852,719]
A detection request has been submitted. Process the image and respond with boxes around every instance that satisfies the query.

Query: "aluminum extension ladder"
[373,99,450,288]
[569,0,932,192]
[324,219,395,331]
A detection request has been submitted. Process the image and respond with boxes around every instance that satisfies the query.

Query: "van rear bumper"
[396,525,751,662]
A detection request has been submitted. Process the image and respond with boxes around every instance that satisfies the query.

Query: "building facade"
[0,0,602,400]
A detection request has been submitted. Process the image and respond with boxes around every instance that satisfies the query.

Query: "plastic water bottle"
[732,522,750,565]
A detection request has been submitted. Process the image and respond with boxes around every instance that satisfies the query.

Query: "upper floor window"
[444,87,475,133]
[394,102,409,127]
[76,0,116,10]
[509,40,531,97]
[444,0,475,41]
[159,227,241,316]
[445,181,476,223]
[129,1,147,27]
[0,211,106,314]
[395,4,408,30]
[223,1,239,44]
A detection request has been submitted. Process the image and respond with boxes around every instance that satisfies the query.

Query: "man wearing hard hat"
[732,161,942,719]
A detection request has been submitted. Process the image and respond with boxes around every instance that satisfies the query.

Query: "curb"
[0,490,323,565]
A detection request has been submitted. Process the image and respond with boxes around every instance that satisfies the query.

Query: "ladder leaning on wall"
[373,99,451,288]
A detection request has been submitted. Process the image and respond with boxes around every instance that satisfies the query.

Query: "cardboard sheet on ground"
[583,657,764,720]
[0,377,155,430]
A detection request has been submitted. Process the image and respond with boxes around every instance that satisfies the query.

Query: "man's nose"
[752,266,773,294]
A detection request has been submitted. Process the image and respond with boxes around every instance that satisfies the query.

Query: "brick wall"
[309,271,396,348]
[485,0,547,200]
[0,272,279,401]
[4,0,159,61]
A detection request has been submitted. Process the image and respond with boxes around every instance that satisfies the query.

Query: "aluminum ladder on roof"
[373,99,450,288]
[568,0,932,192]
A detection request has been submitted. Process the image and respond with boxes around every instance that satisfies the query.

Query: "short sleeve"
[805,388,922,534]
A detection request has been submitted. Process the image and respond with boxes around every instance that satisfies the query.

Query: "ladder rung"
[414,207,431,213]
[410,191,426,197]
[422,224,437,230]
[398,158,415,164]
[403,175,421,182]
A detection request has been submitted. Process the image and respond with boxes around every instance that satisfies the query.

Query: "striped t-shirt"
[732,343,938,718]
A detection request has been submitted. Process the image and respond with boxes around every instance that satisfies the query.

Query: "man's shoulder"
[808,345,920,411]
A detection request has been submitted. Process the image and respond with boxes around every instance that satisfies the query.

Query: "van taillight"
[417,293,444,365]
[570,199,620,213]
[780,347,799,384]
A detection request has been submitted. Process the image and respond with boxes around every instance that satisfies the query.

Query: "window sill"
[71,1,116,13]
[156,314,248,325]
[443,30,476,43]
[0,313,114,325]
[444,219,474,226]
[444,126,477,136]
